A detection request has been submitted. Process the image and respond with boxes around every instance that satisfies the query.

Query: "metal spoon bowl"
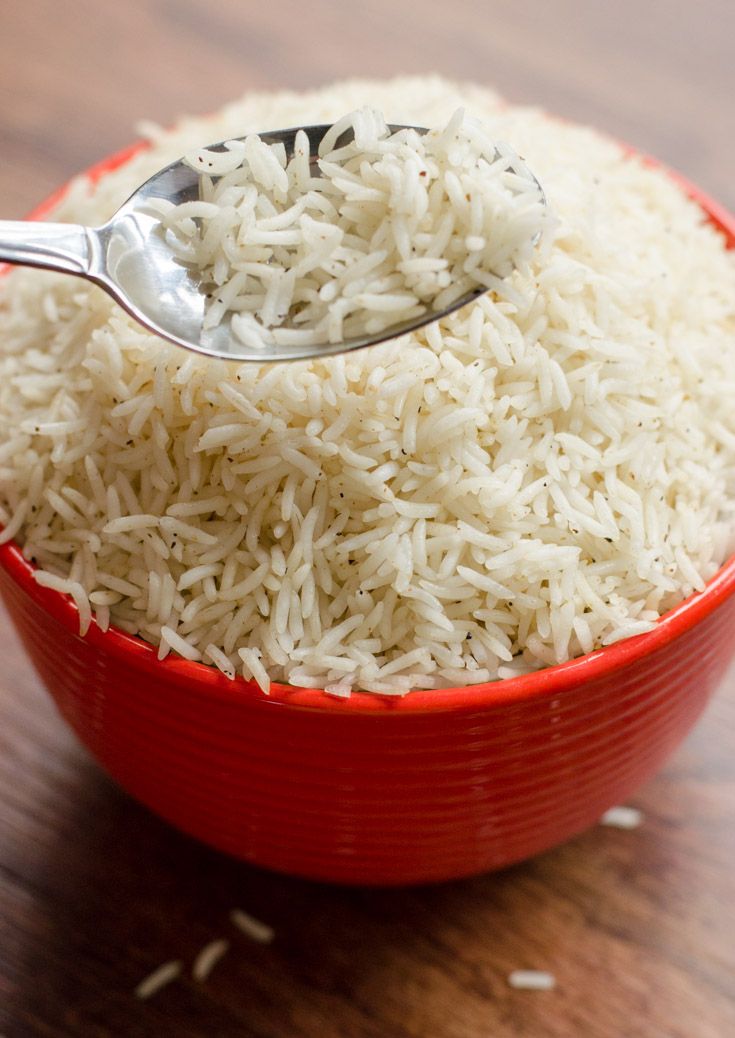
[0,125,545,363]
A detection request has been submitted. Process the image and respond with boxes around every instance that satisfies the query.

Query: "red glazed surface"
[1,143,734,884]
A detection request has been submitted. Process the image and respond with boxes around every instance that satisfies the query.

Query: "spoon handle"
[0,221,91,277]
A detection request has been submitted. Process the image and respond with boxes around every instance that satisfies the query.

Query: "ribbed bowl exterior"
[2,543,735,884]
[1,144,734,885]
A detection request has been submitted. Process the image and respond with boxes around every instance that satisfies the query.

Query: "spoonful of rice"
[0,108,547,362]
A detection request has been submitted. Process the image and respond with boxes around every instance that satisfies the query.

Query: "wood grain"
[1,1,734,1035]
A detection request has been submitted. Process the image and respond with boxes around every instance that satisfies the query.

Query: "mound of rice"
[1,76,734,696]
[153,106,546,350]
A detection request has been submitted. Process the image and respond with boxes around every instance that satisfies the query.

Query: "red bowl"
[1,143,734,885]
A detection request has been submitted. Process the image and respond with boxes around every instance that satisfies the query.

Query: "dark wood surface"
[1,2,734,1035]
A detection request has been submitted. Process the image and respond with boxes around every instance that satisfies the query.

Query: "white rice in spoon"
[151,106,547,350]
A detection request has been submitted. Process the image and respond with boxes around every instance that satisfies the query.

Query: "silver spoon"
[0,124,544,363]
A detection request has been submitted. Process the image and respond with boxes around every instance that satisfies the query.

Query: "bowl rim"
[1,137,734,716]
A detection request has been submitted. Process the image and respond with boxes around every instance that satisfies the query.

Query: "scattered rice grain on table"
[508,970,557,991]
[230,908,275,944]
[134,959,182,1000]
[599,806,644,829]
[192,938,230,981]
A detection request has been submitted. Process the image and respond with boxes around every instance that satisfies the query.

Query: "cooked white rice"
[1,76,734,696]
[153,107,546,349]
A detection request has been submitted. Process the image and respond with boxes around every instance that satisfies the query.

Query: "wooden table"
[1,2,733,1035]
